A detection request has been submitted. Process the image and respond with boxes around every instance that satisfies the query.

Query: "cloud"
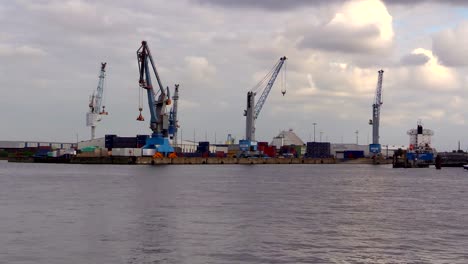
[184,56,216,82]
[0,45,46,57]
[297,0,394,54]
[193,0,345,11]
[408,48,460,90]
[433,22,468,66]
[395,48,460,92]
[383,0,468,5]
[400,53,430,66]
[194,0,468,10]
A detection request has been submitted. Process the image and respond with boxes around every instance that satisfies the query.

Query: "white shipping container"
[62,143,72,149]
[51,143,62,149]
[142,149,156,156]
[0,141,25,148]
[111,148,122,156]
[25,142,38,148]
[112,148,142,157]
[58,149,76,156]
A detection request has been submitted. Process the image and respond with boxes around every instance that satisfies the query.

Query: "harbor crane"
[86,62,108,140]
[136,40,175,156]
[241,56,287,154]
[369,69,384,155]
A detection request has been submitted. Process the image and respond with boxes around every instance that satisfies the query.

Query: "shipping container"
[343,150,364,159]
[198,141,210,147]
[112,137,137,148]
[25,142,38,148]
[136,135,149,148]
[306,142,331,158]
[105,135,117,149]
[51,143,62,149]
[47,151,58,157]
[227,144,240,151]
[215,151,226,158]
[263,146,277,157]
[0,141,25,149]
[34,149,50,157]
[142,149,156,157]
[112,148,142,157]
[215,146,228,153]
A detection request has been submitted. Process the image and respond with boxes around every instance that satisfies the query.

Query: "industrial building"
[270,129,304,148]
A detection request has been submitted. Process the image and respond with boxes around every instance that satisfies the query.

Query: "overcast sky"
[1,0,468,151]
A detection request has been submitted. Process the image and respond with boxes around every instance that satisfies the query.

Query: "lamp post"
[313,123,317,142]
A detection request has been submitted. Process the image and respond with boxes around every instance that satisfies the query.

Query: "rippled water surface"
[1,161,468,263]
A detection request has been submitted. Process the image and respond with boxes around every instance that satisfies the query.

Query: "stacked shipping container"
[306,142,331,158]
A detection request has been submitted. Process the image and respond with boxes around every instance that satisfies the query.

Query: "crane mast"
[136,40,174,155]
[244,56,287,141]
[86,62,108,140]
[369,70,384,153]
[169,84,179,145]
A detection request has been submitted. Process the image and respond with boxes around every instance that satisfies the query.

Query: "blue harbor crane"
[86,62,108,140]
[369,69,384,155]
[241,56,287,155]
[136,40,175,156]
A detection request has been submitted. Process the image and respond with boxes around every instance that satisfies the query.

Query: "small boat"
[463,165,468,170]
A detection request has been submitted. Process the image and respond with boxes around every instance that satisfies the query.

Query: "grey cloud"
[400,53,429,66]
[384,0,468,5]
[297,24,387,54]
[193,0,345,11]
[193,0,468,11]
[432,22,468,66]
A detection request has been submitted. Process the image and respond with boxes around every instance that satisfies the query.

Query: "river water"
[0,161,467,263]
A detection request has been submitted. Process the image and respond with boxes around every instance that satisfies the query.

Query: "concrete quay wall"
[136,157,336,165]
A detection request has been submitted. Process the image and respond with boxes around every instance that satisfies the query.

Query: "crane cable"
[251,60,280,94]
[138,81,143,111]
[281,60,287,95]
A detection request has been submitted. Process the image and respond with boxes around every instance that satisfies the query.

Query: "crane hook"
[281,89,286,96]
[136,107,144,121]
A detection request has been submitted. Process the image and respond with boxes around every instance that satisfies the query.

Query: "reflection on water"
[0,162,467,263]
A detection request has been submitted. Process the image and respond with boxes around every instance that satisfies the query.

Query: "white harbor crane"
[369,69,384,154]
[239,56,287,157]
[244,56,287,142]
[86,62,108,140]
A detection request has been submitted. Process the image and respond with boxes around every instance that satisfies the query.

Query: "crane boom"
[371,69,384,146]
[254,56,287,119]
[244,56,287,141]
[86,62,108,140]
